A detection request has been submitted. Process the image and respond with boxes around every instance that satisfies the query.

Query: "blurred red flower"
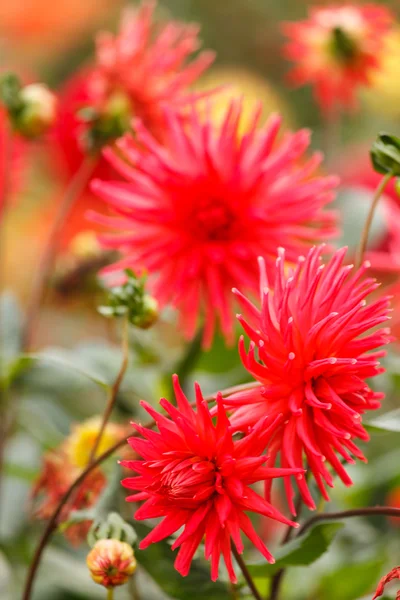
[31,447,106,545]
[121,376,301,583]
[91,104,338,347]
[51,1,213,250]
[0,108,27,218]
[283,4,393,113]
[225,245,391,512]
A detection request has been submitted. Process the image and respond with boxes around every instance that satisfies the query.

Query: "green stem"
[167,327,203,399]
[88,316,130,465]
[107,588,114,600]
[232,546,263,600]
[355,171,393,270]
[22,156,96,350]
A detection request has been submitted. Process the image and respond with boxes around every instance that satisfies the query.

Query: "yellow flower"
[66,417,123,469]
[87,539,136,588]
[195,66,293,137]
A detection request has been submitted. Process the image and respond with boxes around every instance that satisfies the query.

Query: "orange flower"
[283,4,393,113]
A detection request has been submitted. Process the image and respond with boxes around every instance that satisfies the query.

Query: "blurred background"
[2,1,400,599]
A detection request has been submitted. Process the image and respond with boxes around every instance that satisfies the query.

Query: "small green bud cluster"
[99,268,159,329]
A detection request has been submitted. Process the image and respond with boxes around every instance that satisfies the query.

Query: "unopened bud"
[80,91,131,153]
[371,132,400,177]
[18,84,57,138]
[99,269,159,329]
[134,294,159,329]
[87,539,136,588]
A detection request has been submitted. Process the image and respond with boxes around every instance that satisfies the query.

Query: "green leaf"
[23,352,111,389]
[317,557,385,600]
[248,522,344,578]
[134,523,231,599]
[366,409,400,433]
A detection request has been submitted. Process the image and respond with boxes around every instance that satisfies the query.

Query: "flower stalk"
[232,546,263,600]
[88,315,130,465]
[355,171,393,269]
[23,156,96,350]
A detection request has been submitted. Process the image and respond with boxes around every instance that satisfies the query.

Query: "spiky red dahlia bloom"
[224,245,391,512]
[121,376,302,582]
[91,104,338,347]
[282,4,393,113]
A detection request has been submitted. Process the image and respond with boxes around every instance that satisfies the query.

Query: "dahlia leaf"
[134,522,231,599]
[366,409,400,434]
[23,352,111,389]
[317,557,386,600]
[247,522,344,577]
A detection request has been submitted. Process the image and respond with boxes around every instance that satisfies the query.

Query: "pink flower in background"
[225,246,391,512]
[283,4,393,113]
[91,104,338,348]
[121,375,302,583]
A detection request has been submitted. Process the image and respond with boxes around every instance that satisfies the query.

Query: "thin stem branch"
[22,381,259,600]
[22,156,96,350]
[355,171,393,270]
[297,506,400,537]
[232,545,263,600]
[267,505,400,600]
[88,317,130,465]
[0,119,12,521]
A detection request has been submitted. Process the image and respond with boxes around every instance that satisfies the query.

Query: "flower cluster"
[223,246,391,511]
[121,375,302,582]
[92,104,338,347]
[283,4,393,113]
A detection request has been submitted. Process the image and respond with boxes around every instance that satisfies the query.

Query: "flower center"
[151,456,217,505]
[330,26,358,63]
[192,198,234,241]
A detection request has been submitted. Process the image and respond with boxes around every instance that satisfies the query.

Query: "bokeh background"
[2,1,400,599]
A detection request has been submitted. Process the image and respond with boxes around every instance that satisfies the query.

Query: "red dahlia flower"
[51,0,213,250]
[283,4,393,114]
[91,104,338,347]
[224,245,391,512]
[121,376,302,582]
[53,0,213,180]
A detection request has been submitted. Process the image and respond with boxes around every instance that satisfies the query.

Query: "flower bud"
[371,132,400,177]
[80,91,131,153]
[135,295,159,329]
[99,269,159,329]
[86,539,136,588]
[17,84,57,138]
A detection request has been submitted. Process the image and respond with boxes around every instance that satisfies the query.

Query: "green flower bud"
[99,269,159,329]
[79,91,131,154]
[371,133,400,177]
[17,84,57,138]
[0,74,56,138]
